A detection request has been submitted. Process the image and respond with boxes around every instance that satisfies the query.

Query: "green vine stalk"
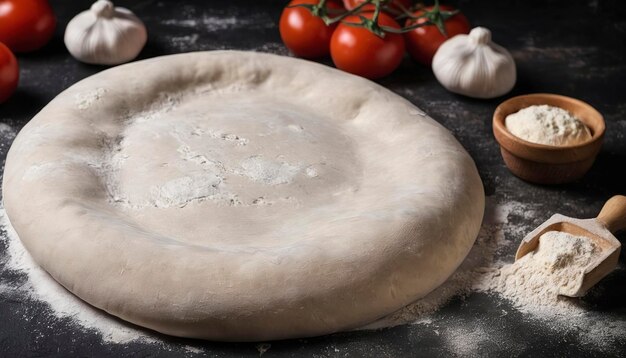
[288,0,460,38]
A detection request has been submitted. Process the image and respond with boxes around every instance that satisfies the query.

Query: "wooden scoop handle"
[597,195,626,233]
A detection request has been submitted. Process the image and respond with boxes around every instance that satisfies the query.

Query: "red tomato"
[0,42,19,103]
[279,0,343,59]
[343,0,412,12]
[0,0,57,52]
[404,5,470,65]
[330,12,405,79]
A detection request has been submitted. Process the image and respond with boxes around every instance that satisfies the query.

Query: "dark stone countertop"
[0,0,624,356]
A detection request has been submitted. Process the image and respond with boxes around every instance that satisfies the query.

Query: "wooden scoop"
[516,195,625,297]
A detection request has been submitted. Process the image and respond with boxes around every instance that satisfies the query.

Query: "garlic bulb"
[432,27,516,99]
[64,0,147,65]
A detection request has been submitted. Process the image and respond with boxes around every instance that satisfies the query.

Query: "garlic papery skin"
[432,27,516,99]
[64,0,147,65]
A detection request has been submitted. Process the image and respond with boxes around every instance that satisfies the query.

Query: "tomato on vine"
[330,12,405,80]
[404,4,470,65]
[279,0,470,79]
[343,0,411,13]
[279,0,343,59]
[0,0,57,52]
[0,42,19,103]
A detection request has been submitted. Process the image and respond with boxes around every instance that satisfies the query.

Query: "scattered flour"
[163,16,240,30]
[0,122,17,155]
[250,42,292,56]
[306,167,319,178]
[182,345,206,354]
[162,13,275,31]
[149,174,223,208]
[169,34,199,51]
[75,88,107,110]
[204,130,249,146]
[442,325,489,357]
[238,155,300,185]
[256,343,271,356]
[0,122,16,139]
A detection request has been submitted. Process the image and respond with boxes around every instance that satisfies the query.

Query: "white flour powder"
[505,105,592,146]
[162,14,274,32]
[489,231,598,315]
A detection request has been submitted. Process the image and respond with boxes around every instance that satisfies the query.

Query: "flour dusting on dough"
[127,92,182,123]
[150,174,223,208]
[75,88,107,110]
[205,130,249,146]
[22,162,60,181]
[306,167,319,178]
[237,155,301,185]
[69,84,348,211]
[84,94,330,209]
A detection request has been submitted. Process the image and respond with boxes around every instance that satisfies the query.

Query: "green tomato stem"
[295,0,456,38]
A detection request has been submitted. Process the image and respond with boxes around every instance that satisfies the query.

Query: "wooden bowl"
[493,93,605,184]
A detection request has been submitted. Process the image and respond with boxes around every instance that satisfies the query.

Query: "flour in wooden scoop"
[489,231,599,316]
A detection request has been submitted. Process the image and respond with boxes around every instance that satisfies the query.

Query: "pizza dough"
[2,51,484,341]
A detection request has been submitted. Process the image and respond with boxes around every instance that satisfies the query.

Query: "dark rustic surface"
[0,0,625,357]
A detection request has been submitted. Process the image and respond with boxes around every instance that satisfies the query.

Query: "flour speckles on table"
[162,12,275,32]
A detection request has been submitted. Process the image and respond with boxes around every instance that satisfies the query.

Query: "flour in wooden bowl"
[505,105,592,146]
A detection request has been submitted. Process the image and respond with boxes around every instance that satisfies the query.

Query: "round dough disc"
[3,51,484,341]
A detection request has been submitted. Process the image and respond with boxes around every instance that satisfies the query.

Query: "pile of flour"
[505,105,592,146]
[488,231,598,315]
